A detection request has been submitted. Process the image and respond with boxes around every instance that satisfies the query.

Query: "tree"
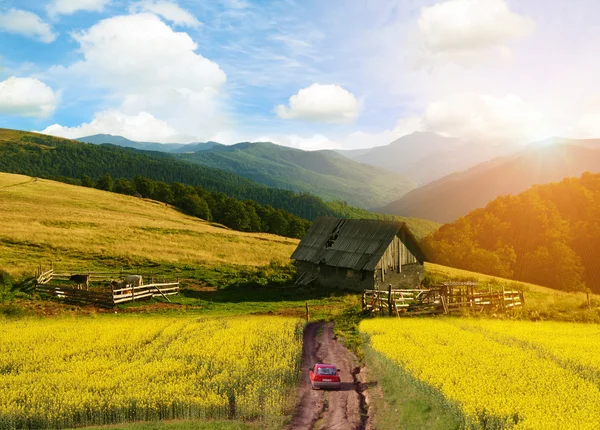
[95,173,114,192]
[154,182,174,204]
[219,198,250,231]
[179,194,211,220]
[134,176,155,198]
[81,175,94,188]
[114,178,136,195]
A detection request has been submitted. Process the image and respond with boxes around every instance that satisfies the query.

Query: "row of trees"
[83,173,310,238]
[422,172,600,293]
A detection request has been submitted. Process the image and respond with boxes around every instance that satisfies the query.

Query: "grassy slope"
[178,142,417,208]
[0,173,298,276]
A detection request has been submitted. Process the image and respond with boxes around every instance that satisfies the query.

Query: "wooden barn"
[292,217,427,291]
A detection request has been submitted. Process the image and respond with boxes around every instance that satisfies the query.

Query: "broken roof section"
[292,217,426,271]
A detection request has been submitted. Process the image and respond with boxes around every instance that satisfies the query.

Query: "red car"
[309,363,341,390]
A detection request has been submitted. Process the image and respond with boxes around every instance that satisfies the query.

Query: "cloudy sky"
[0,0,599,149]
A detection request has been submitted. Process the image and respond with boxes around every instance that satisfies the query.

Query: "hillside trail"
[0,177,36,191]
[286,322,371,430]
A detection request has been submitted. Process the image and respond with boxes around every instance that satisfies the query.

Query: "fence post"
[587,291,591,309]
[388,284,392,316]
[519,290,525,306]
[305,302,309,321]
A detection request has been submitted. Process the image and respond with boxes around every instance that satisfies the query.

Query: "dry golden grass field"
[0,173,298,276]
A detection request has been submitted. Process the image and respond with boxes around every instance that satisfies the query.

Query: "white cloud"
[47,13,229,142]
[47,0,110,17]
[422,93,551,143]
[0,77,58,117]
[40,110,188,142]
[276,84,360,123]
[568,112,600,138]
[0,9,56,43]
[64,13,224,92]
[129,1,201,28]
[256,133,339,151]
[340,117,425,149]
[416,0,534,65]
[221,0,251,9]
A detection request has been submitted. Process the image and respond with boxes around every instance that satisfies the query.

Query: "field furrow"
[360,318,600,429]
[0,316,303,429]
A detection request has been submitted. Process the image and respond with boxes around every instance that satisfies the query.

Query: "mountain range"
[337,131,517,185]
[379,141,600,223]
[0,128,440,238]
[78,134,418,208]
[68,132,600,226]
[77,134,221,153]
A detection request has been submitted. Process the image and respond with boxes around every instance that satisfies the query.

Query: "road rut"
[286,322,370,430]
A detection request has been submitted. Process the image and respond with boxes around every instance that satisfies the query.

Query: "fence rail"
[363,283,523,317]
[34,266,179,307]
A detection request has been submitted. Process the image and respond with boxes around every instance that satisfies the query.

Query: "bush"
[0,270,13,300]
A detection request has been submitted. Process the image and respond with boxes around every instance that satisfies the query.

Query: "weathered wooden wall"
[295,261,375,291]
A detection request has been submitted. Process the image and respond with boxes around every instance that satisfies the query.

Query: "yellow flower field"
[361,318,600,429]
[0,315,302,429]
[454,319,600,386]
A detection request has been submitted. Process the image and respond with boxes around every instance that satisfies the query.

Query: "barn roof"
[291,217,426,271]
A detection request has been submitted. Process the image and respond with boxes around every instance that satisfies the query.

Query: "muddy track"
[286,322,371,430]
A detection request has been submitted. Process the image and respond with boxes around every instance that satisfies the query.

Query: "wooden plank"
[152,285,171,302]
[36,286,112,299]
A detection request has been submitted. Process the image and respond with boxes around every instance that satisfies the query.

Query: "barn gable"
[292,217,426,271]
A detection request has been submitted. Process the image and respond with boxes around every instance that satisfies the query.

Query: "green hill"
[177,141,417,208]
[0,129,440,238]
[422,172,600,293]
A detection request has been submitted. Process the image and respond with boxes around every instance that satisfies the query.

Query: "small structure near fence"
[363,282,524,316]
[34,264,179,308]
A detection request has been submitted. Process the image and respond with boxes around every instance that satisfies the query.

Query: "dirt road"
[286,322,370,430]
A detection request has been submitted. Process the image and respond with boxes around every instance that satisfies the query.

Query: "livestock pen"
[34,264,179,307]
[363,282,524,316]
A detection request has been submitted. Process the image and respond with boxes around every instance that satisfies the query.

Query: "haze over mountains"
[380,142,600,223]
[338,132,517,185]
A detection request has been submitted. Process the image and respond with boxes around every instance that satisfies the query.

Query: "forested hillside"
[0,129,351,221]
[177,141,416,208]
[77,134,221,153]
[422,172,600,293]
[0,129,440,238]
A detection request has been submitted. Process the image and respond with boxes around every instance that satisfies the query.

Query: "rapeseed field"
[0,315,302,429]
[361,318,600,429]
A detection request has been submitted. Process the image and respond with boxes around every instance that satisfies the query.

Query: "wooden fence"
[363,283,524,316]
[35,266,179,307]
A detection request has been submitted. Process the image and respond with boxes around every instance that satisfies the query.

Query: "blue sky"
[1,0,600,149]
